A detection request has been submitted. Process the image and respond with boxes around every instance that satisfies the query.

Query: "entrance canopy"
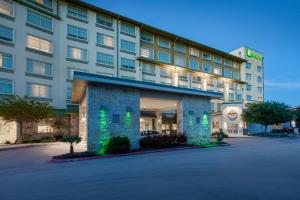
[71,71,223,103]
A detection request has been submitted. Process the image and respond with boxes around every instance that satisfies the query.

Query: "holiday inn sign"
[246,49,263,61]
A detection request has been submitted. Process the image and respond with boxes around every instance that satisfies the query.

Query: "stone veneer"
[86,84,140,153]
[177,95,211,145]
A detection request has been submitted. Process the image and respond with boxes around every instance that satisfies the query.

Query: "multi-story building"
[0,0,264,144]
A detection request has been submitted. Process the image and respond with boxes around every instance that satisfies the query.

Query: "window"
[211,102,214,110]
[141,32,153,43]
[0,52,13,69]
[141,47,153,59]
[160,67,171,77]
[27,59,52,76]
[246,95,252,101]
[33,0,52,8]
[142,62,155,74]
[189,59,199,70]
[246,73,252,80]
[257,66,263,73]
[178,71,188,81]
[213,66,222,75]
[0,78,12,94]
[27,83,52,98]
[192,75,201,82]
[121,40,135,53]
[121,58,135,70]
[257,87,263,93]
[202,63,212,73]
[67,87,72,100]
[175,56,185,67]
[158,37,170,48]
[233,62,239,69]
[190,47,199,57]
[236,94,243,102]
[213,55,222,64]
[203,52,212,60]
[120,22,135,36]
[0,25,13,42]
[229,82,235,90]
[246,63,251,69]
[67,25,87,40]
[246,84,252,91]
[233,71,239,80]
[229,93,234,101]
[96,52,113,66]
[0,0,14,17]
[158,51,170,63]
[67,46,88,61]
[67,4,87,21]
[96,13,113,28]
[27,35,52,53]
[27,10,52,31]
[257,76,263,83]
[224,68,232,78]
[96,33,113,47]
[224,59,232,67]
[174,43,186,53]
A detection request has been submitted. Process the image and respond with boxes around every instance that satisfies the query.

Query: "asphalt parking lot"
[1,137,300,200]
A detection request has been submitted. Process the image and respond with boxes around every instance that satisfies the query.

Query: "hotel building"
[0,0,264,147]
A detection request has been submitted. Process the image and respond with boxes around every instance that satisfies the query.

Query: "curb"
[0,142,59,152]
[49,143,230,163]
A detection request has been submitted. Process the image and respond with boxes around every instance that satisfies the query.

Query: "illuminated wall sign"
[228,110,238,120]
[246,49,263,61]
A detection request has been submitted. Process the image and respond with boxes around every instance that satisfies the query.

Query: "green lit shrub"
[139,134,187,149]
[104,136,131,154]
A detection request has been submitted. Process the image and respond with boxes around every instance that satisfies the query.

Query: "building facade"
[0,0,264,143]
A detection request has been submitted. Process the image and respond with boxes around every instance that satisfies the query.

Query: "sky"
[84,0,300,106]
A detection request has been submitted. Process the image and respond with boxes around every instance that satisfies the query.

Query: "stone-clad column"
[177,95,211,145]
[87,84,140,153]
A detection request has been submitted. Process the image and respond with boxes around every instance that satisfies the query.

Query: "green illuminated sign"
[246,49,263,61]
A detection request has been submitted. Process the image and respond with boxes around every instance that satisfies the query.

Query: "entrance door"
[227,124,238,135]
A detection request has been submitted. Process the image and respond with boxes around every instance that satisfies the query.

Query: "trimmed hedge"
[17,134,64,144]
[104,136,131,154]
[139,134,187,149]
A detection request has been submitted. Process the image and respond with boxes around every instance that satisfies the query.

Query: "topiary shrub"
[61,135,82,154]
[139,134,187,149]
[104,136,131,154]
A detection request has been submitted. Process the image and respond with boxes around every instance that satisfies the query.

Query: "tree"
[243,101,292,133]
[0,96,54,137]
[62,135,81,154]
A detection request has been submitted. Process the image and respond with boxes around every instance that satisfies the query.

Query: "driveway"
[1,137,300,200]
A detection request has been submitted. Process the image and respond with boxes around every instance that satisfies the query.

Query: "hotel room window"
[158,37,170,48]
[121,40,135,53]
[202,63,212,73]
[27,83,52,99]
[26,59,53,77]
[96,52,114,66]
[67,25,87,40]
[190,47,199,57]
[0,52,13,69]
[27,35,52,53]
[142,62,155,74]
[175,56,185,67]
[96,13,113,28]
[120,22,135,36]
[158,51,170,64]
[96,33,113,48]
[203,52,212,61]
[174,43,186,53]
[121,57,135,70]
[0,25,13,43]
[0,78,12,94]
[27,10,53,31]
[67,4,87,21]
[67,46,88,61]
[0,0,14,17]
[246,73,252,80]
[141,32,154,44]
[189,59,199,70]
[141,47,154,59]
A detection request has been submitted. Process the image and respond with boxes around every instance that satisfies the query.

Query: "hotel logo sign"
[228,110,238,121]
[246,49,263,61]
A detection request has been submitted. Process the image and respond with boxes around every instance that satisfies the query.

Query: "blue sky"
[84,0,300,106]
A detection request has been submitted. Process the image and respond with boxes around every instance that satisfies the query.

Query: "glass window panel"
[158,51,170,63]
[97,33,114,47]
[158,37,170,48]
[189,59,199,70]
[67,5,87,21]
[142,62,155,74]
[0,78,12,94]
[175,56,185,67]
[202,63,212,73]
[141,32,153,43]
[141,47,153,59]
[224,68,232,78]
[0,0,14,17]
[203,52,212,60]
[121,40,135,53]
[0,25,13,42]
[96,13,113,28]
[27,35,52,53]
[120,22,135,36]
[0,52,13,69]
[174,43,186,53]
[121,57,135,69]
[97,52,113,66]
[190,47,199,57]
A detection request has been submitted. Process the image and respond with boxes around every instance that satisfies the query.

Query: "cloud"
[265,80,300,90]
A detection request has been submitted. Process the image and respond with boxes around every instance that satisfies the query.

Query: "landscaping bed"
[50,141,229,163]
[252,132,298,138]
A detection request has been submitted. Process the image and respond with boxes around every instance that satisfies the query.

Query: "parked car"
[140,130,161,136]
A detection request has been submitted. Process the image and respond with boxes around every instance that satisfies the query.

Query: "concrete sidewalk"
[0,142,59,151]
